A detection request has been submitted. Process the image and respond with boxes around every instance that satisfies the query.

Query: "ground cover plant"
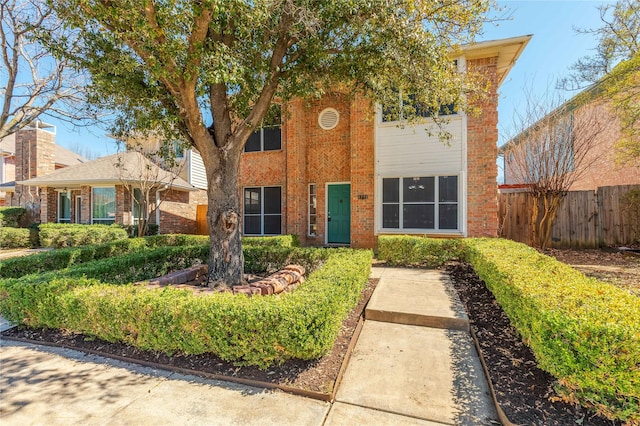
[0,241,372,368]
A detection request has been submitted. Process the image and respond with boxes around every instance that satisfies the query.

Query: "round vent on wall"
[318,108,340,130]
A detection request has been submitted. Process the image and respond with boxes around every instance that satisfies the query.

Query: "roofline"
[15,178,197,192]
[457,34,533,86]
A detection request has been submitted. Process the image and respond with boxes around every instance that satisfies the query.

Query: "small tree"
[114,146,184,237]
[503,95,606,249]
[0,0,90,138]
[561,0,639,165]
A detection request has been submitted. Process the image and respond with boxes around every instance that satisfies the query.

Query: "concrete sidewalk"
[0,266,497,425]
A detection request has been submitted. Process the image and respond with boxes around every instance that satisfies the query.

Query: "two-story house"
[238,35,531,248]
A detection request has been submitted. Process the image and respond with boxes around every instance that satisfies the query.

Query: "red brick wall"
[569,101,640,190]
[159,188,208,234]
[39,187,57,224]
[466,57,500,237]
[349,94,376,248]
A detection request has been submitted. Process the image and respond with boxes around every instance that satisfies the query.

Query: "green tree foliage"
[49,0,493,284]
[563,0,639,165]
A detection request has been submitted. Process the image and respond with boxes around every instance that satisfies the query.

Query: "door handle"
[328,212,331,222]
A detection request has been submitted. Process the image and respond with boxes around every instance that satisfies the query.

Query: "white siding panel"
[189,150,208,189]
[376,118,464,177]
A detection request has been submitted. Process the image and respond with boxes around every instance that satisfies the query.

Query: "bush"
[0,234,299,279]
[0,245,372,368]
[242,235,299,248]
[377,235,463,268]
[463,238,640,423]
[38,224,129,248]
[0,228,31,249]
[0,207,26,228]
[124,224,160,237]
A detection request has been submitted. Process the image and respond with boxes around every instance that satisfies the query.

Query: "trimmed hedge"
[38,224,129,248]
[0,245,372,368]
[0,234,299,279]
[0,207,26,227]
[0,228,31,249]
[464,238,640,423]
[377,235,463,268]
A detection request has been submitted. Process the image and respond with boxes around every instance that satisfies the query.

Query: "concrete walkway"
[0,266,497,425]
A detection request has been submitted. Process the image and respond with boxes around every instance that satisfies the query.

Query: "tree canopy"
[0,0,89,138]
[50,0,494,284]
[563,0,639,165]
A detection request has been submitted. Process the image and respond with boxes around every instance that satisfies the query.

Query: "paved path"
[0,266,497,425]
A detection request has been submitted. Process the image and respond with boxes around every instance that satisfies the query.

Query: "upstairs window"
[382,93,456,123]
[244,104,282,152]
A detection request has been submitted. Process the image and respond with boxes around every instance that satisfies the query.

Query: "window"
[172,141,185,159]
[92,187,116,225]
[308,184,317,236]
[381,176,458,231]
[244,104,282,152]
[58,191,71,223]
[243,186,282,235]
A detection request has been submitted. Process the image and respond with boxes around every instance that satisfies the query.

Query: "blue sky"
[47,0,612,158]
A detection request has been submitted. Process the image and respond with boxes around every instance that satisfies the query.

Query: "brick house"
[0,121,86,206]
[238,35,531,248]
[501,78,640,191]
[6,124,207,233]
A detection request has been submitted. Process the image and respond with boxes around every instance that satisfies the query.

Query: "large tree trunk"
[205,152,244,287]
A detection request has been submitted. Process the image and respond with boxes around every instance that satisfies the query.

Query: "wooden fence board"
[498,184,640,248]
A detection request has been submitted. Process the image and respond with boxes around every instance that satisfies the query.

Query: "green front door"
[327,183,351,244]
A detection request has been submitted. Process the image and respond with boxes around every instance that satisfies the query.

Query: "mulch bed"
[1,277,378,399]
[447,261,621,426]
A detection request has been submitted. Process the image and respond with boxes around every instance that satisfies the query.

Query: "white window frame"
[379,175,461,233]
[308,183,317,236]
[91,186,116,225]
[242,186,283,236]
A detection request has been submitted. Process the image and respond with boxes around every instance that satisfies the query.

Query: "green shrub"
[0,228,31,249]
[38,224,129,248]
[0,245,372,368]
[0,207,26,228]
[242,235,299,248]
[377,235,463,268]
[0,234,299,279]
[463,238,640,423]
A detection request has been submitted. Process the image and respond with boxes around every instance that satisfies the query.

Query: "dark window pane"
[244,216,261,234]
[439,204,458,230]
[263,187,281,214]
[244,132,261,152]
[263,215,282,235]
[439,176,458,202]
[403,177,434,203]
[263,127,281,151]
[403,204,434,229]
[244,188,261,215]
[382,178,399,203]
[382,204,399,228]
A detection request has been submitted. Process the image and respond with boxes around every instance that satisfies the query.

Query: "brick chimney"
[12,121,56,212]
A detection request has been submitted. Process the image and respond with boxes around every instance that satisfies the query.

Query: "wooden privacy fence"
[196,204,209,235]
[498,184,640,248]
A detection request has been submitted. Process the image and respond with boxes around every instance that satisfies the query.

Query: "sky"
[45,0,613,159]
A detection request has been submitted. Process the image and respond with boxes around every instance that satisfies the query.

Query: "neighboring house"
[7,124,207,233]
[238,35,532,248]
[500,80,640,192]
[0,121,86,206]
